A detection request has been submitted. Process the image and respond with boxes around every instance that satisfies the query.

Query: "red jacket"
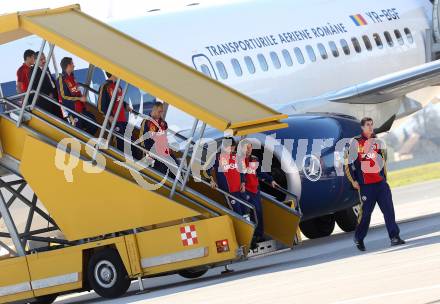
[98,80,127,122]
[211,152,245,193]
[345,133,387,185]
[58,73,85,113]
[244,155,273,193]
[140,117,170,156]
[16,63,31,93]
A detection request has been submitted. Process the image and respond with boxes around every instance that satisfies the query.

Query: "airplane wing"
[279,60,440,129]
[328,59,440,104]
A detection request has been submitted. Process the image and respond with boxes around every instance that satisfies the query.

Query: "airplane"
[1,0,439,239]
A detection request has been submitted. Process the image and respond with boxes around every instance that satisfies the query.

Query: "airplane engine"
[253,113,363,239]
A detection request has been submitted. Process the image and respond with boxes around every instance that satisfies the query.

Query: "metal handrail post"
[51,51,67,118]
[0,81,4,112]
[83,64,95,97]
[105,83,129,148]
[30,43,55,110]
[169,118,199,198]
[17,39,46,127]
[93,78,121,159]
[51,51,60,78]
[181,122,206,191]
[0,191,25,256]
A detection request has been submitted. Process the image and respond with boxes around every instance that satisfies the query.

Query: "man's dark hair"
[222,137,237,149]
[60,57,73,73]
[105,71,112,78]
[23,49,35,61]
[360,117,373,126]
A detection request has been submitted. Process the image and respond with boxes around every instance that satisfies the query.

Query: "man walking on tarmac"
[345,117,405,251]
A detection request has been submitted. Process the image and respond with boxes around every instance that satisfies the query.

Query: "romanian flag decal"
[350,14,368,26]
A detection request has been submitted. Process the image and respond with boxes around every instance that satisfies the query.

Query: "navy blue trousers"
[355,180,400,241]
[245,191,264,238]
[229,192,245,216]
[114,121,127,151]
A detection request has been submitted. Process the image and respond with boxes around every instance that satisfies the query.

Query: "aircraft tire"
[300,214,335,239]
[335,204,360,232]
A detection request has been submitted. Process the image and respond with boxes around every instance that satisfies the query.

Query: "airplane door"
[192,54,218,80]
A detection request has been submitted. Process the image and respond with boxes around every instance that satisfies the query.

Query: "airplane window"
[305,45,316,62]
[270,51,282,69]
[362,35,373,51]
[294,47,305,64]
[339,39,350,55]
[231,58,243,76]
[215,61,228,79]
[384,31,394,47]
[404,28,414,44]
[329,41,340,57]
[200,64,212,77]
[351,37,362,53]
[317,43,328,59]
[394,30,404,45]
[257,54,269,71]
[282,49,293,66]
[373,33,383,49]
[244,56,256,74]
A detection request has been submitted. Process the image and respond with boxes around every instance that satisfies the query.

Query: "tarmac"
[55,179,440,304]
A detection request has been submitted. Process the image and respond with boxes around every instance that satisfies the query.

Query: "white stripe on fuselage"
[114,0,432,128]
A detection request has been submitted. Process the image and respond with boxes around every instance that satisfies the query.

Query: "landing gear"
[335,204,360,232]
[178,267,209,279]
[87,248,131,299]
[300,214,335,239]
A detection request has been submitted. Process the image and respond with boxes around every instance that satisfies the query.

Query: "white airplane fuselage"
[110,0,432,129]
[0,0,434,130]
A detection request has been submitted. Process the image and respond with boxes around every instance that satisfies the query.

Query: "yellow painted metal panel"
[0,256,33,303]
[27,247,82,297]
[233,122,289,136]
[0,13,30,45]
[136,216,239,275]
[124,234,143,276]
[114,240,134,276]
[261,197,301,247]
[0,6,287,133]
[19,135,201,240]
[0,118,27,161]
[0,114,255,251]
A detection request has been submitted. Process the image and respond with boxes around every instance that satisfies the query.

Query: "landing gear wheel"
[300,214,335,239]
[87,248,131,299]
[335,204,360,232]
[178,267,209,279]
[32,294,58,304]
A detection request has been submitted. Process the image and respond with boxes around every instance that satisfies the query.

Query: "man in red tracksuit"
[139,102,176,175]
[345,117,405,251]
[242,142,278,241]
[58,57,87,124]
[98,72,131,151]
[16,49,35,95]
[209,138,246,216]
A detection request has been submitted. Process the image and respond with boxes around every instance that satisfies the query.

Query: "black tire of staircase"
[32,293,58,304]
[87,248,131,299]
[178,267,209,279]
